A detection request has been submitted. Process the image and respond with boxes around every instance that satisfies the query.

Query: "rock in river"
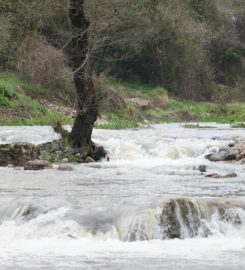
[206,172,237,179]
[206,147,239,162]
[0,143,40,167]
[24,160,53,170]
[57,164,73,171]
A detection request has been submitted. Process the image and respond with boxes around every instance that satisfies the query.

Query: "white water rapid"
[0,123,245,269]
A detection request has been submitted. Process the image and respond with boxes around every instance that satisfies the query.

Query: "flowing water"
[0,124,245,270]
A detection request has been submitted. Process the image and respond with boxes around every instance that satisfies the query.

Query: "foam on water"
[0,124,245,269]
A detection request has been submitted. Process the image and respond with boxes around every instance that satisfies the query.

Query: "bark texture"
[69,0,98,149]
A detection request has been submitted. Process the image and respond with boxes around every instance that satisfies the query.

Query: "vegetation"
[0,73,72,126]
[0,73,244,128]
[0,0,244,129]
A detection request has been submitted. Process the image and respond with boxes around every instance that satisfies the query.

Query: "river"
[0,124,245,270]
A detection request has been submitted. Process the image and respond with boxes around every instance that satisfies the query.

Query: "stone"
[206,147,239,162]
[225,172,238,178]
[206,172,237,178]
[159,199,201,239]
[24,160,53,170]
[88,144,107,162]
[85,156,95,163]
[39,140,107,164]
[0,143,40,167]
[228,142,235,147]
[129,98,150,110]
[198,165,207,172]
[57,164,73,171]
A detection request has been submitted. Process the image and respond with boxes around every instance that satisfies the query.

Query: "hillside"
[0,0,244,127]
[0,73,244,128]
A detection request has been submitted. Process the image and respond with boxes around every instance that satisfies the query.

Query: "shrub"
[16,35,76,105]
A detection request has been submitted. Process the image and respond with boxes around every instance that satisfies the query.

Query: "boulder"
[206,147,239,162]
[39,140,107,163]
[24,160,53,170]
[0,143,40,167]
[57,164,73,171]
[129,98,150,110]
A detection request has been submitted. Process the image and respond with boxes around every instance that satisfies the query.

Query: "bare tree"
[68,0,105,159]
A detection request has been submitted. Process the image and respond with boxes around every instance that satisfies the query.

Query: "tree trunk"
[69,0,98,149]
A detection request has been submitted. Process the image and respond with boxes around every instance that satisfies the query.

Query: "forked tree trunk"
[69,0,98,149]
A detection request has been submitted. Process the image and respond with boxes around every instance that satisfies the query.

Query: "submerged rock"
[206,172,237,178]
[24,160,53,170]
[57,164,73,171]
[199,165,207,172]
[160,199,201,239]
[0,143,40,167]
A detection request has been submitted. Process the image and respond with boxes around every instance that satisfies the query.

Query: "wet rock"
[228,142,235,147]
[206,147,239,162]
[193,165,207,173]
[129,97,150,110]
[24,160,53,170]
[85,156,95,163]
[39,139,106,164]
[225,172,238,178]
[88,144,107,162]
[57,164,73,171]
[160,199,201,239]
[206,172,237,178]
[218,208,242,225]
[198,165,207,172]
[0,143,40,167]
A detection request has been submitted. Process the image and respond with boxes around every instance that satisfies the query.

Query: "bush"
[16,35,76,105]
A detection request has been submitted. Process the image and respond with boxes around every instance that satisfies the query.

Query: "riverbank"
[0,73,244,128]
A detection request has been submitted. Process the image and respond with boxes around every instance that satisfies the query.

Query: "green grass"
[0,112,73,126]
[103,79,245,127]
[0,73,45,97]
[0,73,73,126]
[0,73,244,128]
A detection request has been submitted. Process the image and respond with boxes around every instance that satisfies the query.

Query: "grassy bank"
[0,73,244,128]
[0,73,73,126]
[99,78,245,128]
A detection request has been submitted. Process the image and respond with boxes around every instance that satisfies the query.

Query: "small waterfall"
[160,199,202,239]
[119,198,245,241]
[1,198,245,242]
